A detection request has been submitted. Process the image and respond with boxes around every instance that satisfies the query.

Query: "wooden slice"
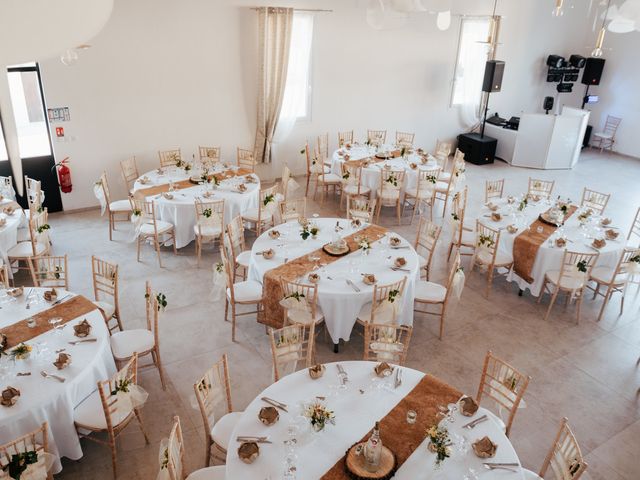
[538,212,561,227]
[345,443,397,480]
[322,243,351,257]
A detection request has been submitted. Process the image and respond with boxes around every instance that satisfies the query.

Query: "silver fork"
[68,338,97,345]
[40,370,65,383]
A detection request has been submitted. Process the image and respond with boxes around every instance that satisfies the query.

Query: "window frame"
[282,11,314,124]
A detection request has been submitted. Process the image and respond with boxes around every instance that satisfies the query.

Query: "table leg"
[518,289,524,297]
[333,342,339,353]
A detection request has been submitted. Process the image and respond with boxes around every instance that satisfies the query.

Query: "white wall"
[35,0,627,211]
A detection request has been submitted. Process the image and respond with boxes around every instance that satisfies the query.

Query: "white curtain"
[275,12,314,143]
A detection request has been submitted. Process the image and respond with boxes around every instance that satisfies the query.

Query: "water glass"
[406,410,417,424]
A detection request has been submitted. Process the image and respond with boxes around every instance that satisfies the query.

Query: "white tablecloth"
[331,145,438,197]
[476,198,625,296]
[133,166,260,248]
[0,199,23,267]
[247,218,420,343]
[226,361,524,479]
[0,289,116,473]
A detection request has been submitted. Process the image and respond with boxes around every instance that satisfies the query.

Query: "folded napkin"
[1,386,20,407]
[73,319,92,338]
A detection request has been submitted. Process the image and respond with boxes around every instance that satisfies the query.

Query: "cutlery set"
[68,338,98,345]
[393,368,403,389]
[462,414,488,429]
[336,364,349,385]
[40,370,65,383]
[261,396,288,412]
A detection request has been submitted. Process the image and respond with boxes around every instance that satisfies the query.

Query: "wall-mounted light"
[552,0,564,17]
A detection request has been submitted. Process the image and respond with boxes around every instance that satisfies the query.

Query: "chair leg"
[109,213,114,241]
[154,237,163,268]
[172,231,177,255]
[136,236,142,262]
[441,195,449,218]
[593,283,600,300]
[196,237,201,267]
[544,288,559,321]
[152,347,167,390]
[576,291,583,323]
[205,437,213,467]
[438,311,444,340]
[485,266,494,298]
[224,297,229,322]
[305,175,310,197]
[231,304,237,342]
[133,408,150,444]
[110,439,118,480]
[410,198,418,225]
[396,200,401,225]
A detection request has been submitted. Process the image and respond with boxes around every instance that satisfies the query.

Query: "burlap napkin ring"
[73,319,92,337]
[472,436,498,458]
[459,396,479,417]
[54,352,72,370]
[1,387,20,407]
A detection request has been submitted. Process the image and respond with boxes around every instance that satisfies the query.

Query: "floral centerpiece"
[385,172,399,187]
[36,224,50,234]
[10,343,32,361]
[145,291,168,311]
[426,425,452,467]
[303,400,335,432]
[577,208,593,224]
[359,237,372,254]
[0,333,7,357]
[517,197,528,212]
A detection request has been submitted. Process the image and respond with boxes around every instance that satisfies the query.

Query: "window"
[279,12,314,126]
[6,63,52,158]
[0,119,7,161]
[451,17,491,108]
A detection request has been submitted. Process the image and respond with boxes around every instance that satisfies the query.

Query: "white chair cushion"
[7,241,47,259]
[210,411,243,450]
[73,388,131,430]
[357,303,395,324]
[109,199,132,212]
[418,254,427,268]
[544,270,587,290]
[415,281,447,303]
[287,306,325,325]
[110,329,155,359]
[186,466,227,480]
[16,228,29,243]
[521,469,542,480]
[438,171,452,181]
[434,181,450,193]
[194,225,222,237]
[318,173,342,184]
[593,132,613,139]
[236,250,251,268]
[228,280,262,302]
[140,220,173,235]
[343,184,370,195]
[590,266,628,285]
[476,249,513,267]
[93,300,115,319]
[404,186,432,199]
[377,189,400,201]
[460,229,476,246]
[242,208,274,223]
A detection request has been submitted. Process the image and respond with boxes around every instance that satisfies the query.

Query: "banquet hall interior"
[0,0,639,479]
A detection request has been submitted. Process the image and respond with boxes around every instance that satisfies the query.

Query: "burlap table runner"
[341,149,402,167]
[259,224,388,328]
[321,374,462,479]
[134,167,253,198]
[513,205,578,283]
[0,295,98,348]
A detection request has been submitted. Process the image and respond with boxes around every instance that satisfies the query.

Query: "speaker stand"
[480,91,491,138]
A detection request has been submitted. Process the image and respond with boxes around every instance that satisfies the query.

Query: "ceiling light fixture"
[552,0,565,17]
[591,0,612,57]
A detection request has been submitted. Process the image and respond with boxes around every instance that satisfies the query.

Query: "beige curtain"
[254,7,293,164]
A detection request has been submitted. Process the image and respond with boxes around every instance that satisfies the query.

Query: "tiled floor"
[30,149,640,478]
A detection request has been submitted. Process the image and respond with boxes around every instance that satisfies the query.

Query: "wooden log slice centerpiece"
[344,442,397,480]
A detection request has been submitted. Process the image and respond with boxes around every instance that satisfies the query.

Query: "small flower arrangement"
[630,255,640,264]
[454,164,466,177]
[359,237,372,252]
[310,225,319,237]
[202,208,212,218]
[284,292,306,302]
[502,374,519,392]
[450,212,460,222]
[145,291,168,311]
[477,234,495,248]
[400,146,407,158]
[110,377,132,395]
[518,197,528,212]
[342,170,350,181]
[183,163,192,172]
[263,194,276,207]
[300,224,311,240]
[36,224,50,234]
[11,343,32,361]
[200,170,210,184]
[159,447,169,470]
[425,174,438,184]
[385,172,399,187]
[426,425,451,467]
[132,208,142,217]
[3,450,39,479]
[215,262,224,273]
[0,333,7,357]
[578,209,593,223]
[387,289,400,303]
[303,400,335,432]
[576,260,588,273]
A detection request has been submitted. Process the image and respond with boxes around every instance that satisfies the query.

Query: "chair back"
[24,176,43,212]
[378,169,405,206]
[0,422,52,480]
[415,217,441,275]
[363,323,413,365]
[280,280,320,325]
[628,207,640,245]
[26,209,50,257]
[0,175,16,200]
[341,161,363,190]
[485,179,504,202]
[557,250,599,290]
[580,188,610,215]
[198,146,220,163]
[194,199,224,237]
[237,147,256,172]
[538,417,588,480]
[159,149,182,168]
[474,221,501,267]
[415,168,440,199]
[120,157,139,190]
[450,187,468,245]
[279,198,306,223]
[434,139,453,160]
[338,130,354,147]
[226,216,246,262]
[395,131,415,147]
[316,133,329,161]
[369,277,408,325]
[259,185,278,219]
[528,178,554,199]
[144,282,161,344]
[444,252,463,308]
[602,115,622,137]
[91,256,120,332]
[269,323,315,381]
[476,351,530,436]
[131,198,160,236]
[347,196,376,222]
[219,247,235,298]
[98,171,114,207]
[193,354,234,446]
[0,264,9,288]
[96,354,140,433]
[279,165,292,202]
[30,255,69,289]
[367,129,386,146]
[164,416,186,480]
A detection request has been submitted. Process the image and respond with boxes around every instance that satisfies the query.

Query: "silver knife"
[52,294,72,306]
[345,279,360,292]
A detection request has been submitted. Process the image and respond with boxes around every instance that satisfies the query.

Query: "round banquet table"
[331,145,439,197]
[0,199,23,267]
[0,288,116,473]
[132,165,260,249]
[226,361,525,479]
[476,197,626,296]
[247,218,420,344]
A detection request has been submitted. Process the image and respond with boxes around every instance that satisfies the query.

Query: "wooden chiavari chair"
[356,277,408,326]
[433,166,457,218]
[375,169,405,225]
[527,178,554,200]
[109,282,166,388]
[447,187,475,261]
[194,199,225,265]
[414,251,462,339]
[580,187,610,216]
[0,175,16,200]
[159,149,182,168]
[485,179,505,203]
[0,264,9,288]
[338,130,354,147]
[73,354,149,479]
[98,171,132,241]
[130,198,177,267]
[92,256,123,333]
[313,159,341,203]
[523,417,587,480]
[347,196,376,223]
[0,422,53,480]
[221,247,262,342]
[120,156,139,192]
[276,164,292,203]
[395,131,415,147]
[280,279,325,329]
[269,323,315,381]
[316,133,330,166]
[279,197,307,224]
[7,208,49,276]
[476,351,530,437]
[414,217,442,280]
[628,206,640,247]
[471,221,513,298]
[242,185,278,236]
[363,323,412,365]
[198,146,221,164]
[340,161,371,211]
[538,250,599,323]
[403,167,440,223]
[193,354,242,466]
[367,129,386,145]
[237,147,256,172]
[24,176,43,212]
[591,114,621,153]
[225,215,250,281]
[303,141,330,197]
[588,247,639,321]
[434,140,454,181]
[29,254,68,289]
[162,416,226,480]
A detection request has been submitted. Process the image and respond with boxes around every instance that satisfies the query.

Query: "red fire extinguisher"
[54,157,73,193]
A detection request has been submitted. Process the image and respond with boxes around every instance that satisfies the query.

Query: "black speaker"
[581,58,605,85]
[543,96,554,112]
[457,133,497,165]
[482,60,505,93]
[546,55,565,68]
[557,82,573,93]
[569,54,586,68]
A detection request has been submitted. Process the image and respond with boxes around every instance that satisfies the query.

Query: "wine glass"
[48,317,63,334]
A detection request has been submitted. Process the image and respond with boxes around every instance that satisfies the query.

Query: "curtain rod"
[249,7,332,12]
